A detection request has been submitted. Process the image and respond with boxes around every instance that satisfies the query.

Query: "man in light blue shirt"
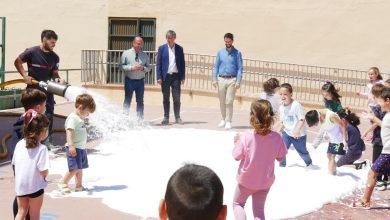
[212,33,243,130]
[120,35,151,120]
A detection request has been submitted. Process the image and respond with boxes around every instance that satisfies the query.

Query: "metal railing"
[81,50,390,111]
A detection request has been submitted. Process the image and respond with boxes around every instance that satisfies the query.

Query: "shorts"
[371,154,390,176]
[327,143,346,155]
[66,147,89,171]
[18,189,44,198]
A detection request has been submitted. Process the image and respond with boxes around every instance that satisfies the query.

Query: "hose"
[0,112,67,159]
[0,128,66,159]
[0,133,11,159]
[0,79,39,87]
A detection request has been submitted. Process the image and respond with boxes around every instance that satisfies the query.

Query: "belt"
[218,74,236,79]
[168,72,178,74]
[127,77,144,81]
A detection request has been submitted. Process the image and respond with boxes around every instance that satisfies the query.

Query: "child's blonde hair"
[369,67,383,81]
[75,94,96,113]
[250,100,274,135]
[371,83,385,98]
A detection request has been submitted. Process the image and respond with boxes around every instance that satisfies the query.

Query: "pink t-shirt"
[233,130,287,190]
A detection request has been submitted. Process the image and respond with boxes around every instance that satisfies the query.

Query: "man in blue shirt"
[212,33,243,130]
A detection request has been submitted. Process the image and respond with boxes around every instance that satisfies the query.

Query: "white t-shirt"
[259,92,280,116]
[381,113,390,154]
[279,100,307,137]
[322,110,343,144]
[12,139,50,196]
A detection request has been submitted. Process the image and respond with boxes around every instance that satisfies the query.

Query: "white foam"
[64,86,88,102]
[63,86,142,139]
[48,128,369,219]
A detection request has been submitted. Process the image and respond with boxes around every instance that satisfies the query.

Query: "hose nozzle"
[37,80,69,97]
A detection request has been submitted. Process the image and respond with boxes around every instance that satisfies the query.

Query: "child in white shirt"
[12,110,50,220]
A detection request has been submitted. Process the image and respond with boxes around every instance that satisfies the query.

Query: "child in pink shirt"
[233,99,287,220]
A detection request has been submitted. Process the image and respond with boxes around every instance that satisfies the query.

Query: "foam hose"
[0,112,66,159]
[0,128,66,159]
[0,79,39,87]
[0,133,11,159]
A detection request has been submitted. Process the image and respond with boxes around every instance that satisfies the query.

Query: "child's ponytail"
[342,108,360,127]
[23,109,50,148]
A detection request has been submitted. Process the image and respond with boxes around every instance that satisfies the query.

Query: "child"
[306,109,346,175]
[259,78,280,116]
[353,87,390,208]
[10,88,47,157]
[322,81,344,114]
[233,100,287,220]
[336,109,366,168]
[362,84,388,190]
[12,110,50,220]
[276,83,312,167]
[312,82,346,149]
[11,88,47,220]
[357,67,384,112]
[58,94,96,193]
[158,164,227,220]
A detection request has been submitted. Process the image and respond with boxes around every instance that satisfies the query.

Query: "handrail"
[81,50,389,111]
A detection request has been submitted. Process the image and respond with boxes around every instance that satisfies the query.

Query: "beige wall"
[0,0,107,75]
[110,0,390,72]
[1,0,390,79]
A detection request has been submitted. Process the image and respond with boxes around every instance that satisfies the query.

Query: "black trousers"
[161,74,181,119]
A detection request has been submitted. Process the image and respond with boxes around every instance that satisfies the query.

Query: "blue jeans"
[279,131,312,167]
[161,74,181,119]
[123,77,144,119]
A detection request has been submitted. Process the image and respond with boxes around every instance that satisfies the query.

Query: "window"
[108,17,156,51]
[107,17,156,84]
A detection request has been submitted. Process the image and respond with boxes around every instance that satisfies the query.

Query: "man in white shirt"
[156,30,186,125]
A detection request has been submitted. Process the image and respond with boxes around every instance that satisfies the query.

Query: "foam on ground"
[47,128,369,219]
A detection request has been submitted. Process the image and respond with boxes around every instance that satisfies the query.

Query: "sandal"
[74,186,88,192]
[57,182,71,193]
[352,200,370,209]
[375,181,388,191]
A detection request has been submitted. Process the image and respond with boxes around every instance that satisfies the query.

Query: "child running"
[233,99,287,220]
[353,87,390,208]
[58,94,96,193]
[306,109,346,175]
[259,78,281,116]
[362,84,388,190]
[312,81,346,149]
[276,83,312,167]
[12,110,50,220]
[336,109,366,168]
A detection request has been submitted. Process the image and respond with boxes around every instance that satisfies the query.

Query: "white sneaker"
[225,122,232,130]
[218,120,226,127]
